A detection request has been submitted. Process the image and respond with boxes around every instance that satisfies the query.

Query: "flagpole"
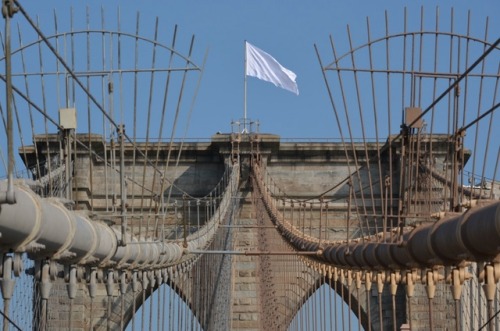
[243,40,248,133]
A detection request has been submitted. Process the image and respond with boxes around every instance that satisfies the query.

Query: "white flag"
[245,42,299,95]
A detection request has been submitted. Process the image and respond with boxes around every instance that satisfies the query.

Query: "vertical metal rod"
[313,42,357,212]
[329,32,369,224]
[378,292,384,330]
[348,273,352,331]
[149,283,154,331]
[426,7,440,218]
[397,7,409,234]
[119,124,127,245]
[366,17,385,237]
[0,0,18,205]
[318,199,323,244]
[401,7,407,124]
[168,272,174,331]
[244,40,248,129]
[38,14,54,198]
[309,202,312,237]
[137,15,155,217]
[429,297,434,331]
[84,7,94,210]
[129,11,140,233]
[490,146,500,200]
[416,6,424,107]
[385,11,394,226]
[483,63,500,201]
[15,19,38,186]
[141,274,146,331]
[455,299,460,331]
[325,202,329,242]
[458,11,473,211]
[147,17,167,215]
[383,176,389,242]
[183,197,188,248]
[357,283,362,331]
[443,8,454,212]
[120,286,125,331]
[366,273,372,331]
[341,271,346,331]
[161,282,166,331]
[64,129,71,200]
[347,180,352,244]
[1,255,15,331]
[408,292,413,330]
[160,33,196,212]
[163,48,208,238]
[476,17,491,200]
[392,291,397,331]
[451,36,462,209]
[347,24,377,219]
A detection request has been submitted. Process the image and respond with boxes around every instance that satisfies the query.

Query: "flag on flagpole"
[245,41,299,95]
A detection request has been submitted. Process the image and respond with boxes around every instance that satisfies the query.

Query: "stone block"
[233,290,257,299]
[239,313,258,321]
[238,270,253,277]
[238,298,255,305]
[236,283,257,291]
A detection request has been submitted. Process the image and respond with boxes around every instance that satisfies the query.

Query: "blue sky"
[21,0,500,139]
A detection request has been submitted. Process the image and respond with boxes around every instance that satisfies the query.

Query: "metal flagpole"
[243,40,247,133]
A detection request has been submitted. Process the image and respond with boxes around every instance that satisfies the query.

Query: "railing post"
[118,124,128,246]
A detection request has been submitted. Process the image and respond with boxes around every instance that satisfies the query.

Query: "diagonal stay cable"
[12,0,199,188]
[0,309,22,331]
[0,74,159,196]
[457,101,500,134]
[403,36,500,134]
[314,36,500,202]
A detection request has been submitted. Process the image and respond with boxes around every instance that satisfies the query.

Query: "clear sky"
[20,0,500,140]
